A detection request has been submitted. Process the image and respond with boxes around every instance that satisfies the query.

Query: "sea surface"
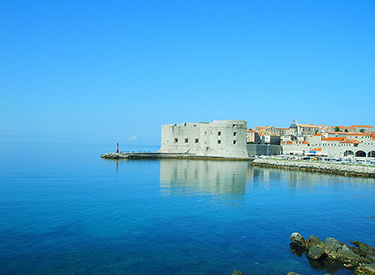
[0,141,374,275]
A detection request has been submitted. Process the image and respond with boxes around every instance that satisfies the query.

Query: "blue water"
[0,141,374,275]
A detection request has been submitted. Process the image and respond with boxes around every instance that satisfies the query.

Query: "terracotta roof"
[310,148,322,151]
[314,133,323,136]
[298,124,319,128]
[281,140,308,144]
[340,139,361,144]
[255,126,272,130]
[351,125,374,128]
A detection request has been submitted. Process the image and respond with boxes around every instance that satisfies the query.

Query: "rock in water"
[325,237,361,264]
[307,235,324,249]
[352,240,375,256]
[324,237,342,258]
[290,233,306,248]
[355,263,375,275]
[307,245,326,260]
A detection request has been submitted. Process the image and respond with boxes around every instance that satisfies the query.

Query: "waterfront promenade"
[252,158,375,178]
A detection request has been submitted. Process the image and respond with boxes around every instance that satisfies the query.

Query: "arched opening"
[368,151,375,157]
[355,150,366,157]
[344,150,354,157]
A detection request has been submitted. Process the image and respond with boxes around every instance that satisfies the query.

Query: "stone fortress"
[158,120,248,158]
[158,119,375,160]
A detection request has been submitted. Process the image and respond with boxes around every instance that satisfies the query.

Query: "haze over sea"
[0,140,374,275]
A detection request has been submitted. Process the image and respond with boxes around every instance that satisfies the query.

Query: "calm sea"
[0,141,374,275]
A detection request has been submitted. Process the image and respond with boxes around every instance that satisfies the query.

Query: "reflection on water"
[2,142,375,275]
[160,159,375,199]
[160,159,247,199]
[247,163,375,190]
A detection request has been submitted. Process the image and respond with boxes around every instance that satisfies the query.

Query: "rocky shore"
[232,233,375,275]
[289,232,375,275]
[251,158,375,178]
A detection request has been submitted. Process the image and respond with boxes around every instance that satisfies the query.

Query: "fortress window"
[174,138,178,143]
[233,132,237,136]
[233,140,237,144]
[195,138,199,143]
[218,140,221,144]
[185,138,188,143]
[218,132,221,136]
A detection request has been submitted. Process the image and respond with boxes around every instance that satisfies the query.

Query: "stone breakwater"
[251,159,375,178]
[100,152,252,161]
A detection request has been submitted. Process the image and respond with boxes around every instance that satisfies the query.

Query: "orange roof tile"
[340,139,361,144]
[351,125,374,128]
[298,124,319,128]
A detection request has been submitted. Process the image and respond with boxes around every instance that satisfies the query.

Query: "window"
[195,138,199,143]
[218,140,221,144]
[233,140,237,145]
[218,132,221,136]
[185,138,188,143]
[233,132,237,136]
[174,138,178,143]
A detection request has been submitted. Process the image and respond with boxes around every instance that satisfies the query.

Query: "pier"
[100,152,253,161]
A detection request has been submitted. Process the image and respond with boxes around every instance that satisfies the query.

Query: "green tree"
[360,129,365,133]
[334,126,340,132]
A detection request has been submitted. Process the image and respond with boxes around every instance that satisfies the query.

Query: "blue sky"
[1,0,375,145]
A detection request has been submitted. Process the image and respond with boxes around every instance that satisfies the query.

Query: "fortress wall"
[159,120,248,158]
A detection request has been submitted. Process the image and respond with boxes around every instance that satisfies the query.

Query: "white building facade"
[158,120,248,158]
[282,133,375,158]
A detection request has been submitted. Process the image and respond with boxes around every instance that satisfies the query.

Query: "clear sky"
[1,0,375,145]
